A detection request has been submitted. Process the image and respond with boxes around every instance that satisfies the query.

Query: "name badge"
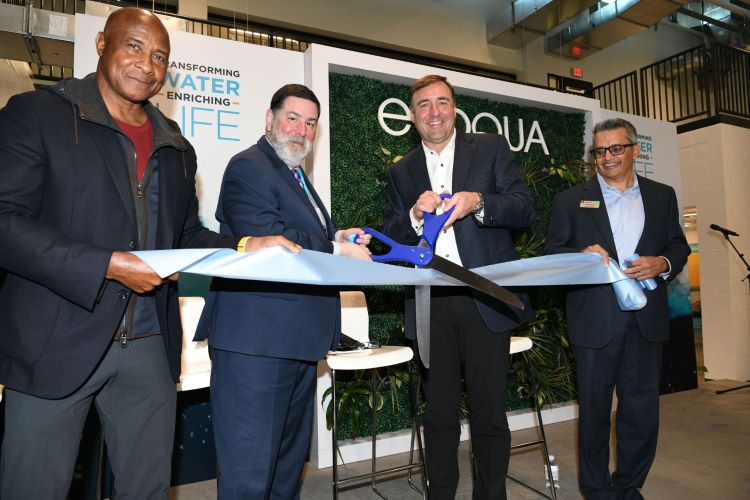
[579,200,600,209]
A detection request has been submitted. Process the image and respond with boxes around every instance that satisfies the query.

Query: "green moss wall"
[327,72,587,439]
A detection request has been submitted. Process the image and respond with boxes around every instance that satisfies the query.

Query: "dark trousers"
[0,335,176,500]
[209,348,316,500]
[574,313,663,500]
[421,289,511,500]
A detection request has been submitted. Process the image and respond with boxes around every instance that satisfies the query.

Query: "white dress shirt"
[408,130,464,266]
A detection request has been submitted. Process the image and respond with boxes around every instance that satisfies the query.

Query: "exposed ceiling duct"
[545,0,690,58]
[671,1,750,50]
[0,1,187,69]
[0,2,75,67]
[487,0,599,49]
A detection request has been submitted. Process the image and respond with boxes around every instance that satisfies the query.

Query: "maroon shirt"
[115,118,153,182]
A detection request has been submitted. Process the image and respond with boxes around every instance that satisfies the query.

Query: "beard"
[266,129,312,167]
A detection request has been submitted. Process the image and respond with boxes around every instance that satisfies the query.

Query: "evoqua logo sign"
[377,97,550,155]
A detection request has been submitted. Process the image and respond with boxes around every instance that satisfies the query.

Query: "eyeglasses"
[590,143,636,158]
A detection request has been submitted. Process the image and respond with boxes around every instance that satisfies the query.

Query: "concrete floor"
[169,378,750,499]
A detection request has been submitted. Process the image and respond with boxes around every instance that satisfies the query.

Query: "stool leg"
[530,365,557,500]
[331,369,339,500]
[370,371,389,499]
[371,371,378,493]
[330,360,428,499]
[406,361,426,497]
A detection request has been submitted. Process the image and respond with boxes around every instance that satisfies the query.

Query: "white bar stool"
[326,291,426,499]
[506,336,558,499]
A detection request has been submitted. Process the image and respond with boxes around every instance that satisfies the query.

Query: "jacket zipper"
[122,142,147,348]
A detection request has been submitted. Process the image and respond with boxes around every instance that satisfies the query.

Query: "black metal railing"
[594,43,750,129]
[713,43,750,119]
[182,19,309,52]
[0,0,77,14]
[594,71,639,116]
[640,45,712,123]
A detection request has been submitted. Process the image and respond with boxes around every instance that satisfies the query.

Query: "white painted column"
[679,123,750,382]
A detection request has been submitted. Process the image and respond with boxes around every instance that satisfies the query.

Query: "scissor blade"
[426,255,525,310]
[414,285,431,369]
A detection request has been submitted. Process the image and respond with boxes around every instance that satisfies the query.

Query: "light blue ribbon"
[133,248,647,311]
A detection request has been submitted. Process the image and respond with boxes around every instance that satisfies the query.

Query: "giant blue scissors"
[356,194,524,367]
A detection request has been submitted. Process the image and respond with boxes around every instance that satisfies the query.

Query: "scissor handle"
[421,193,454,249]
[363,227,433,266]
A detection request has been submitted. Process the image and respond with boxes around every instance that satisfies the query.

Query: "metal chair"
[326,291,426,499]
[506,336,558,499]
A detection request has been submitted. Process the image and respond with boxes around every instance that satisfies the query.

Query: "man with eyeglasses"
[544,118,690,499]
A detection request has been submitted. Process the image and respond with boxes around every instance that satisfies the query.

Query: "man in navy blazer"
[544,118,690,499]
[196,84,370,499]
[383,75,534,499]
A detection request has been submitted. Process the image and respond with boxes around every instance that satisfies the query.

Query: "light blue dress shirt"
[597,173,644,267]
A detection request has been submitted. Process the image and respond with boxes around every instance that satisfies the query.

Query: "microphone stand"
[714,231,750,394]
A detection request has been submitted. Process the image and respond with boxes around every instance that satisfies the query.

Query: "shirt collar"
[596,172,640,195]
[421,128,457,158]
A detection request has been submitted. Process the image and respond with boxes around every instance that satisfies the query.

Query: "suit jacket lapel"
[156,150,174,248]
[407,148,432,195]
[283,165,329,234]
[73,78,137,230]
[452,132,476,193]
[635,175,654,255]
[282,162,314,207]
[90,131,137,229]
[304,173,335,239]
[582,177,619,262]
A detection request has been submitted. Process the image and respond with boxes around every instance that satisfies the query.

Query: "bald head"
[101,8,170,52]
[95,7,171,119]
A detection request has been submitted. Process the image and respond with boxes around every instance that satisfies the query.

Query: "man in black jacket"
[0,8,296,499]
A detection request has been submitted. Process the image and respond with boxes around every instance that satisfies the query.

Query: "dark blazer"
[383,131,534,335]
[0,76,237,398]
[195,136,340,361]
[544,174,691,348]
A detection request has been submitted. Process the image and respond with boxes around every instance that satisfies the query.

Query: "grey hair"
[592,118,638,144]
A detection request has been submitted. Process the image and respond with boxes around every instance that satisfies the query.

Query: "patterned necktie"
[292,167,327,229]
[292,167,309,195]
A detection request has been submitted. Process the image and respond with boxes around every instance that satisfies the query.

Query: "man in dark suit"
[544,118,690,499]
[0,8,296,499]
[383,74,534,499]
[195,84,371,499]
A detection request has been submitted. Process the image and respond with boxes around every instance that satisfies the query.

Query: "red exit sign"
[571,67,583,78]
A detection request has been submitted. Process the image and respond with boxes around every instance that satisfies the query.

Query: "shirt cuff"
[331,241,341,256]
[410,205,424,236]
[659,256,672,280]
